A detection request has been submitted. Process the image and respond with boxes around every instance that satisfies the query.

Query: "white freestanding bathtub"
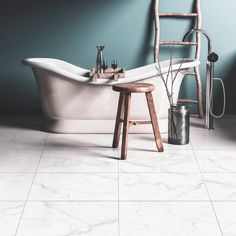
[23,58,200,133]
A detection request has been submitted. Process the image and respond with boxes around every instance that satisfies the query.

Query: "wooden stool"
[112,83,164,160]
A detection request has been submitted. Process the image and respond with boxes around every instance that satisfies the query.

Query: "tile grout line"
[0,199,235,203]
[191,144,224,236]
[14,133,49,236]
[117,148,120,236]
[4,171,236,174]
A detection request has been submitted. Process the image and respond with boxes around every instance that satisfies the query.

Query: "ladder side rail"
[154,0,160,63]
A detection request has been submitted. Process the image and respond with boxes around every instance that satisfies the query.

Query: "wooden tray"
[89,68,125,81]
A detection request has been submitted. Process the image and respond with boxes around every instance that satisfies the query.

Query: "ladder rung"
[159,13,198,17]
[184,72,196,76]
[178,99,199,104]
[159,41,197,46]
[129,120,151,126]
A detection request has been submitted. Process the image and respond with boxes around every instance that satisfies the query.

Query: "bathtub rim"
[23,58,200,85]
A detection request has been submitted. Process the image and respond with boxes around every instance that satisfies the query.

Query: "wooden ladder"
[154,0,203,118]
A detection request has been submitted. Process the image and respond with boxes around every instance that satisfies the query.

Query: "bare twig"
[169,46,174,105]
[155,66,173,107]
[172,57,185,85]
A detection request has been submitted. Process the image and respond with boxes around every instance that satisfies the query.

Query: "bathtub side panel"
[33,69,120,120]
[33,68,184,122]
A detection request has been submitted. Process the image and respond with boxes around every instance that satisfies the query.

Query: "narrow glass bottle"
[96,46,105,73]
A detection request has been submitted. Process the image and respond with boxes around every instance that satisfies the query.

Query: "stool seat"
[112,83,155,93]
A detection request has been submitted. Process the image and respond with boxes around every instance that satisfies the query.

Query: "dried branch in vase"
[155,46,184,108]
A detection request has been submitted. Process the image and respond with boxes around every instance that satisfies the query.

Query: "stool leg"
[121,93,131,160]
[112,93,125,148]
[145,92,164,152]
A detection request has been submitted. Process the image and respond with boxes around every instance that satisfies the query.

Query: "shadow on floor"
[0,114,44,131]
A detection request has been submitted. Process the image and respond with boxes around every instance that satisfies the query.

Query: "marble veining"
[213,202,236,236]
[119,173,208,201]
[38,149,118,173]
[119,202,222,236]
[195,150,236,173]
[0,202,24,236]
[119,150,199,173]
[0,173,34,201]
[29,173,118,201]
[203,173,236,200]
[16,202,118,236]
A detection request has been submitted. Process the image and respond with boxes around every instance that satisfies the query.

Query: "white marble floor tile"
[0,202,25,236]
[16,202,118,236]
[191,130,236,149]
[45,134,113,149]
[0,132,47,150]
[203,173,236,201]
[119,173,208,201]
[189,116,206,131]
[119,202,222,236]
[213,115,236,129]
[190,115,236,131]
[213,202,236,236]
[0,114,234,236]
[0,126,43,134]
[127,134,193,152]
[195,150,236,173]
[119,150,199,173]
[38,149,118,173]
[0,173,34,201]
[0,149,42,172]
[29,173,118,201]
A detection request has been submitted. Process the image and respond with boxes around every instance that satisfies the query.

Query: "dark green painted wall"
[0,0,235,113]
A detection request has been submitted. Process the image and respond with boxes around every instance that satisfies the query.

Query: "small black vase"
[168,105,190,145]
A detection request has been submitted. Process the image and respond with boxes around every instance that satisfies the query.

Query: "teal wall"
[0,0,235,113]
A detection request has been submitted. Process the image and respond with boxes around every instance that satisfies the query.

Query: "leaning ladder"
[154,0,203,118]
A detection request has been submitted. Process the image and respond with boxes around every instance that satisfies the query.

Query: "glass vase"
[168,105,190,145]
[96,45,105,73]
